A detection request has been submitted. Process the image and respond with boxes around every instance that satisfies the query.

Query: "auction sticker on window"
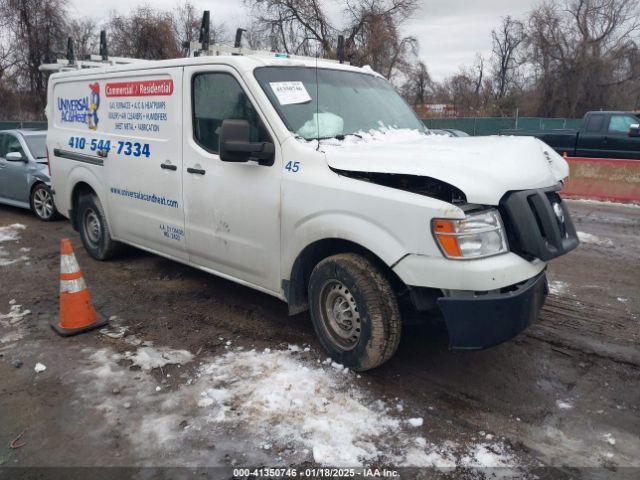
[270,81,312,105]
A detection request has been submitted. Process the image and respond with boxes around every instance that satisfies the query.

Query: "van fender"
[282,211,408,313]
[66,166,110,226]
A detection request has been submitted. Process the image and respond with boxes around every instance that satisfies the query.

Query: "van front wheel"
[77,194,120,261]
[308,253,401,371]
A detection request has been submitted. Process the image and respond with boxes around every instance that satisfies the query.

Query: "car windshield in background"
[24,134,47,159]
[254,67,426,140]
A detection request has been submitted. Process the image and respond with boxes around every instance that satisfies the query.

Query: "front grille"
[500,184,579,261]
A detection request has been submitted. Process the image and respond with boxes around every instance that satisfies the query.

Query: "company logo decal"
[57,82,100,130]
[105,80,174,97]
[88,82,100,130]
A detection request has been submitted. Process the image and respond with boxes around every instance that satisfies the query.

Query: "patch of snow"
[99,324,129,339]
[319,127,427,149]
[407,417,424,427]
[603,433,616,446]
[0,302,31,345]
[556,400,573,410]
[548,280,569,295]
[34,362,47,373]
[459,443,515,468]
[0,224,29,267]
[617,297,628,304]
[76,345,523,469]
[0,223,26,242]
[124,346,194,371]
[577,231,613,247]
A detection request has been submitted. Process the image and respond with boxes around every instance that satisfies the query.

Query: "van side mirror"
[5,151,24,162]
[219,119,275,166]
[629,124,640,137]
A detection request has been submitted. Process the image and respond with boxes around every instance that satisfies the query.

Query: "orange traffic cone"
[51,239,107,336]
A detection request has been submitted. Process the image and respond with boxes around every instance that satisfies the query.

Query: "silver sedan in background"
[0,129,58,221]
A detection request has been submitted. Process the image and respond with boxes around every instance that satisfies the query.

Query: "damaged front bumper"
[437,272,548,350]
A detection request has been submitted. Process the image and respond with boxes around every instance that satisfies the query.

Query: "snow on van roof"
[47,53,378,80]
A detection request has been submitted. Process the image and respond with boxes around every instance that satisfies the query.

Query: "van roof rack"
[40,11,349,73]
[39,31,148,72]
[187,11,348,65]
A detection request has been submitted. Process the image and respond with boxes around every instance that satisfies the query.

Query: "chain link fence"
[0,121,47,130]
[422,117,584,136]
[1,117,583,137]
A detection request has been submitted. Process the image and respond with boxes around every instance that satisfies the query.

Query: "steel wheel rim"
[33,188,53,219]
[83,208,101,246]
[319,280,361,351]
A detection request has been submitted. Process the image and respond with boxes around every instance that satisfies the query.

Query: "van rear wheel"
[308,253,401,371]
[77,194,120,261]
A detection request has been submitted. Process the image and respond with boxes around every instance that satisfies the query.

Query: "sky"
[67,0,537,81]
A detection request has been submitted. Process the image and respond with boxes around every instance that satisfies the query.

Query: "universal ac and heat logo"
[57,82,100,130]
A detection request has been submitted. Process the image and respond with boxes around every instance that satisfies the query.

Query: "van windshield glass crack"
[254,67,426,140]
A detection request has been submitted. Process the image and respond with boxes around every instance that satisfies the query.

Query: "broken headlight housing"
[431,209,508,260]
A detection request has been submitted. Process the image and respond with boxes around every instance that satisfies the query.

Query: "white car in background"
[0,129,58,221]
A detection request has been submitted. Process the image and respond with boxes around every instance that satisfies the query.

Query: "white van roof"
[47,53,380,81]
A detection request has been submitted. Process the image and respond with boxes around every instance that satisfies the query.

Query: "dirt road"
[0,200,638,479]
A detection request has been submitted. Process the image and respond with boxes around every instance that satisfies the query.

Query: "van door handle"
[187,167,206,175]
[161,162,177,171]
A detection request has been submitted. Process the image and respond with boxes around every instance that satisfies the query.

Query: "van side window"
[192,73,270,154]
[585,114,604,133]
[608,115,638,134]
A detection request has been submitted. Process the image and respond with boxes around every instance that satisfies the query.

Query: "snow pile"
[194,348,520,468]
[0,223,29,267]
[319,127,428,149]
[0,300,30,345]
[548,280,569,295]
[577,231,613,247]
[196,348,402,466]
[77,344,522,469]
[124,346,194,371]
[0,223,26,242]
[556,400,573,410]
[459,443,515,468]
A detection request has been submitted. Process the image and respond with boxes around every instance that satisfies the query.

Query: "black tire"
[308,253,402,371]
[30,183,58,221]
[77,194,121,261]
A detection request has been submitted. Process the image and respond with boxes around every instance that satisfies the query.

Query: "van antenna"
[66,37,75,65]
[234,28,246,49]
[198,10,210,56]
[99,30,108,61]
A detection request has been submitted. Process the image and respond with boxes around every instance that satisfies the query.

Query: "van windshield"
[254,66,426,140]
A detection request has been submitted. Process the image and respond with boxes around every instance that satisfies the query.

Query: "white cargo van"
[45,49,579,370]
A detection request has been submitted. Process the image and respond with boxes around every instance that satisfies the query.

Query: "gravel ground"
[0,199,638,479]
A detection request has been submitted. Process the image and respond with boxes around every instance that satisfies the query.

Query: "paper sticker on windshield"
[270,82,312,106]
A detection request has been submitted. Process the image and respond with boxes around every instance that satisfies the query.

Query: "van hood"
[320,131,569,205]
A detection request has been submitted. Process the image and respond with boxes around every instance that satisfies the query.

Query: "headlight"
[431,209,508,259]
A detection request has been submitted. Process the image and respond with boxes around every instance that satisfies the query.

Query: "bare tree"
[174,1,228,50]
[526,0,640,116]
[0,0,69,117]
[107,6,181,60]
[401,60,432,107]
[491,16,525,101]
[244,0,420,80]
[69,17,98,60]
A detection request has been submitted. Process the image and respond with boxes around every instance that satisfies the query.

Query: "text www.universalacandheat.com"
[110,186,179,208]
